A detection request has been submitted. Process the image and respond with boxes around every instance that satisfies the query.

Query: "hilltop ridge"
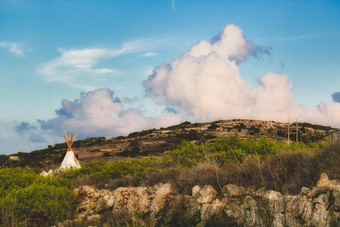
[0,119,337,169]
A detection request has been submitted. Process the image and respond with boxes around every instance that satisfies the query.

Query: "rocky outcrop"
[72,174,340,226]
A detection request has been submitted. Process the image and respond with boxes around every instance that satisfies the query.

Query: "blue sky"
[1,0,340,154]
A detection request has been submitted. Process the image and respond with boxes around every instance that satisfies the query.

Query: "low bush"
[0,168,77,226]
[163,141,204,167]
[178,162,222,194]
[218,152,319,194]
[262,151,319,194]
[316,139,340,179]
[1,183,77,225]
[221,155,264,189]
[59,158,157,186]
[0,168,37,195]
[128,128,156,138]
[145,168,181,188]
[163,133,323,168]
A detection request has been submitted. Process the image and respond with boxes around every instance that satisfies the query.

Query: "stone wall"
[64,173,340,226]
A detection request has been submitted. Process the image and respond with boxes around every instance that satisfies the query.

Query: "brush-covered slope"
[0,119,337,170]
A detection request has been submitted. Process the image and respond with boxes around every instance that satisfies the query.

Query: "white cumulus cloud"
[144,24,340,127]
[38,88,181,138]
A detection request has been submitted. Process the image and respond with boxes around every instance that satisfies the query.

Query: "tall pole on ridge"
[296,118,298,142]
[288,117,290,144]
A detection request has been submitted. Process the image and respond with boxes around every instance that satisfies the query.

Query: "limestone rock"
[309,173,331,198]
[333,188,340,211]
[264,190,284,214]
[150,183,174,213]
[242,196,260,226]
[112,187,133,212]
[200,199,224,222]
[290,195,313,222]
[192,185,201,198]
[200,204,213,222]
[308,186,328,198]
[311,193,330,226]
[300,187,311,196]
[223,184,246,197]
[317,173,330,188]
[197,185,217,204]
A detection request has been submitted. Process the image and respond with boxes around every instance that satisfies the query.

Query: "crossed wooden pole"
[62,131,78,152]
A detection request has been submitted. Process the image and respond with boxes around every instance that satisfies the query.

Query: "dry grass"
[178,162,222,194]
[316,139,340,179]
[262,151,318,194]
[145,168,181,187]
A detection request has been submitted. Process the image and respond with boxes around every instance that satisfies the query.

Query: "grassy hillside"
[1,131,339,226]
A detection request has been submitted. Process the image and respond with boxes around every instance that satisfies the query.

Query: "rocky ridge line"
[3,119,336,169]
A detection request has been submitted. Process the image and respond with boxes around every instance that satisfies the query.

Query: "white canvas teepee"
[59,131,81,172]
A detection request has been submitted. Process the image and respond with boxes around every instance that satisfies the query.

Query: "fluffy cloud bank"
[28,24,340,144]
[38,88,181,138]
[144,24,340,127]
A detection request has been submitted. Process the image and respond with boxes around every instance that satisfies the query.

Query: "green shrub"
[128,128,156,138]
[1,183,77,225]
[249,125,260,135]
[59,158,157,185]
[0,155,8,166]
[299,122,335,131]
[163,141,204,167]
[162,133,323,168]
[0,167,77,225]
[0,168,38,198]
[165,121,192,130]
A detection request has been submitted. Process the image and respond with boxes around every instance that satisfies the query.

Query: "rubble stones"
[223,184,246,197]
[300,186,311,195]
[197,185,217,204]
[150,183,174,213]
[192,185,201,198]
[73,174,340,226]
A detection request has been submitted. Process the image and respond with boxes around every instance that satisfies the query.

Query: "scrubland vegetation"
[1,133,339,226]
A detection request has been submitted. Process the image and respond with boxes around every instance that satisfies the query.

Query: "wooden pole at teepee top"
[63,131,78,152]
